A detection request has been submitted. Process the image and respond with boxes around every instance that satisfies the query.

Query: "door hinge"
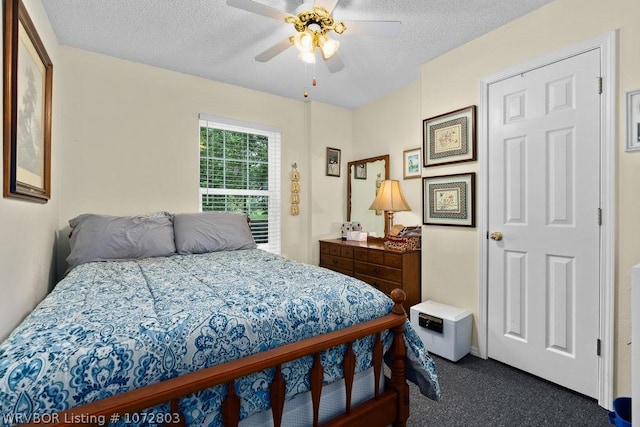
[597,76,603,94]
[597,338,602,356]
[598,208,603,226]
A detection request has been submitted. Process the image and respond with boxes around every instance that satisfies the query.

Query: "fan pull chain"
[312,61,317,87]
[303,62,309,98]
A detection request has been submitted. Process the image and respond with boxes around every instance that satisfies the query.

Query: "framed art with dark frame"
[354,163,367,180]
[403,148,421,179]
[423,105,476,167]
[423,172,475,227]
[3,0,53,203]
[326,147,341,177]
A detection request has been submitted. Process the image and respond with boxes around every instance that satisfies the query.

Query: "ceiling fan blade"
[254,38,293,62]
[313,0,340,13]
[341,20,401,37]
[324,52,344,73]
[227,0,294,22]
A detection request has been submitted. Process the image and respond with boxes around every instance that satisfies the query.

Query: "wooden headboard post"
[388,289,409,427]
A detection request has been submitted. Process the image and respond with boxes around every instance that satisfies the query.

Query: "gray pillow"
[66,213,176,270]
[173,212,257,254]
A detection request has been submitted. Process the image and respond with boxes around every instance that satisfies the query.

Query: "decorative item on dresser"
[319,238,421,315]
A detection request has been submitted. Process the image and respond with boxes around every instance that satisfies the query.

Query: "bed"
[0,212,440,426]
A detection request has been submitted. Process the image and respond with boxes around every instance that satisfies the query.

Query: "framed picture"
[326,147,341,177]
[423,173,475,227]
[423,105,476,167]
[3,0,53,203]
[354,163,367,180]
[626,89,640,152]
[403,148,421,179]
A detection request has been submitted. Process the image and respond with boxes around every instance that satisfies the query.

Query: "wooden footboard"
[22,289,410,427]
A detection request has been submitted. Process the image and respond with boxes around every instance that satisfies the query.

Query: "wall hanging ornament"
[290,163,300,216]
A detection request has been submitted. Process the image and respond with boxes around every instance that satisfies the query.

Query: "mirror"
[347,154,389,239]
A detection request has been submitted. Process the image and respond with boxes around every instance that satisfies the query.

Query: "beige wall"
[418,0,639,397]
[352,80,423,228]
[56,47,353,273]
[307,102,353,263]
[0,0,61,341]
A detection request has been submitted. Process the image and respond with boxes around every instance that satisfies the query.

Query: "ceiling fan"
[226,0,401,73]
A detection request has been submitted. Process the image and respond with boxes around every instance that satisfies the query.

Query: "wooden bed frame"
[21,289,411,427]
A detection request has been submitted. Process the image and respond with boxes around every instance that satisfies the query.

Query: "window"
[199,114,281,254]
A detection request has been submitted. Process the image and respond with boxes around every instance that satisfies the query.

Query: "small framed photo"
[354,163,367,180]
[423,173,475,227]
[403,148,421,179]
[423,106,476,167]
[326,147,341,177]
[626,89,640,152]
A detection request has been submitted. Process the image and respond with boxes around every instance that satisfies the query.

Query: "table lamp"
[368,180,411,237]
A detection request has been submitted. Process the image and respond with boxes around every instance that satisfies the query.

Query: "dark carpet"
[405,354,611,427]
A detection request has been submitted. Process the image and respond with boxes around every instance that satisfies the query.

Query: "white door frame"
[478,31,616,408]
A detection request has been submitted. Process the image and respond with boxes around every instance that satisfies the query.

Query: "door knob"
[490,231,503,241]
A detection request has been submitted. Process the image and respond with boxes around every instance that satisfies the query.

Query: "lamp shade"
[368,180,411,212]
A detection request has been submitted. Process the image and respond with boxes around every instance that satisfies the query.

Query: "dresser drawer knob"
[372,267,381,274]
[332,259,338,265]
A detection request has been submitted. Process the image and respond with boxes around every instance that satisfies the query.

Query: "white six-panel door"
[487,49,601,398]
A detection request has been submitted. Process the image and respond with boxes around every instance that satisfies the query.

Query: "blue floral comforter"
[0,249,439,426]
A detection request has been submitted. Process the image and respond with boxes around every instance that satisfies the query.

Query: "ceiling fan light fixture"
[298,50,316,64]
[333,22,346,34]
[293,30,314,52]
[318,35,339,59]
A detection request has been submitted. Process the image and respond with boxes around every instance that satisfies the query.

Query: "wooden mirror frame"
[347,154,390,240]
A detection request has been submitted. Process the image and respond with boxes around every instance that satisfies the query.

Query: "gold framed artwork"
[403,148,421,179]
[422,172,475,227]
[3,0,53,203]
[423,106,476,167]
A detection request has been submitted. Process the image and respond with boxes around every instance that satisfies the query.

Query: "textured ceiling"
[42,0,553,109]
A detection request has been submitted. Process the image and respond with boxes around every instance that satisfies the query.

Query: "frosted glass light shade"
[319,35,339,59]
[298,50,316,64]
[293,31,314,52]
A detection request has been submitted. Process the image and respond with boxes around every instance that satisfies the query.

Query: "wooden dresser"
[319,239,421,315]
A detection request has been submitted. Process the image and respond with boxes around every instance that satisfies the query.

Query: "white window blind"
[199,114,281,254]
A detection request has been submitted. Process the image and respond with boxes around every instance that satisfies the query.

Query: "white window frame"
[199,114,281,254]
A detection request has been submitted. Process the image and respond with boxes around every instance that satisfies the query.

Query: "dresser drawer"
[354,273,400,296]
[354,261,402,283]
[319,239,420,316]
[322,242,341,256]
[354,248,385,265]
[384,252,403,268]
[321,254,354,273]
[320,242,332,255]
[321,242,353,257]
[340,246,354,258]
[354,248,368,261]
